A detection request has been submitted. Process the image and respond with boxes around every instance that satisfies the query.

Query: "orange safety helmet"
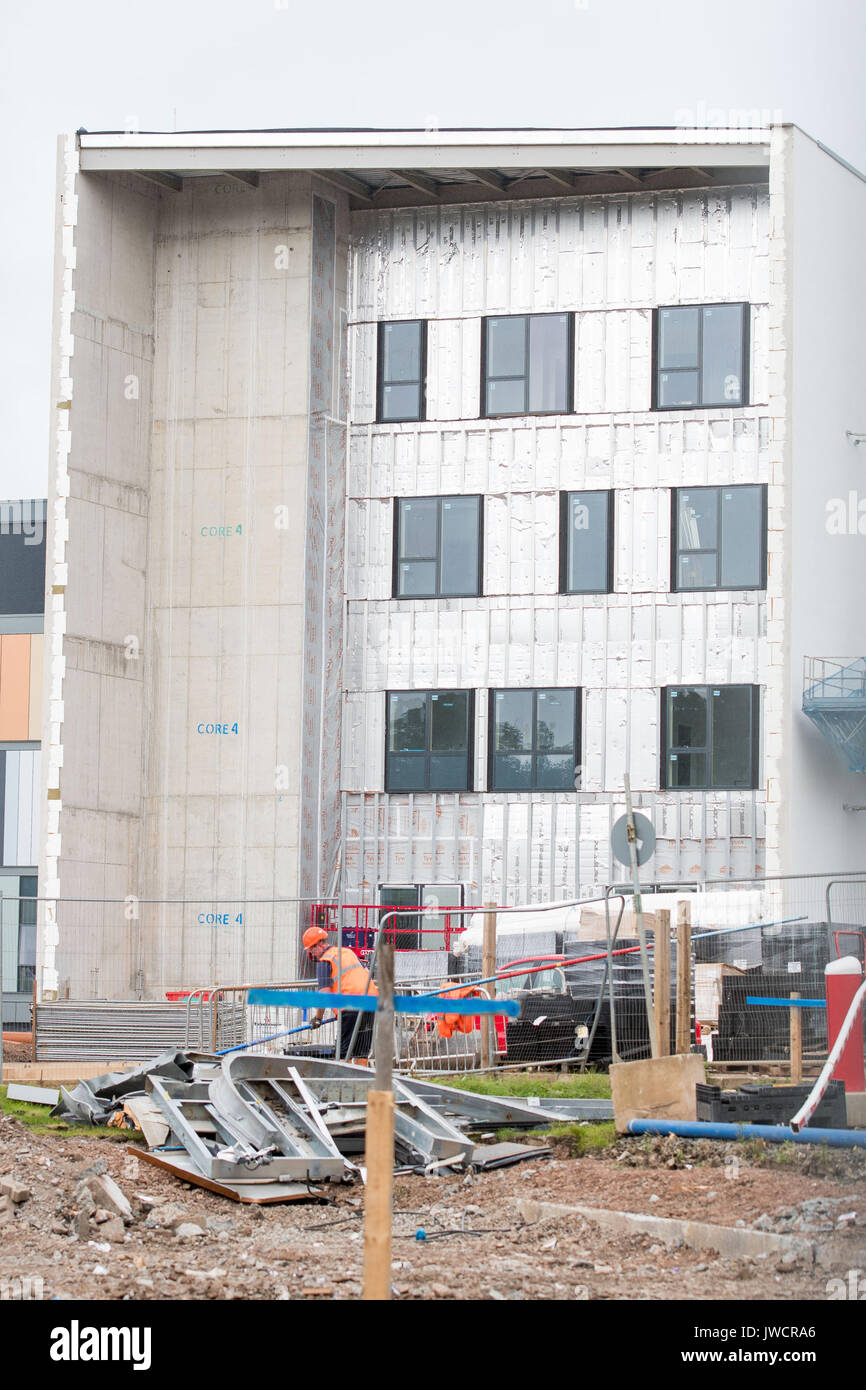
[302,925,329,950]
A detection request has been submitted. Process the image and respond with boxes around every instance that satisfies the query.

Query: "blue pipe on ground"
[627,1118,866,1148]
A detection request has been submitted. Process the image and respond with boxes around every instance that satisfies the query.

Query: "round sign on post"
[611,812,655,867]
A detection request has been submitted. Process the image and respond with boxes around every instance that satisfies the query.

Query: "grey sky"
[2,0,864,498]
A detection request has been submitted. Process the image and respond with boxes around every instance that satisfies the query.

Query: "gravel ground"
[1,1111,865,1302]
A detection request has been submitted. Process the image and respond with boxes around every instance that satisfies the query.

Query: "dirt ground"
[2,1110,865,1302]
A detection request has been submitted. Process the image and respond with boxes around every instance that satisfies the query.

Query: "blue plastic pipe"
[628,1118,866,1148]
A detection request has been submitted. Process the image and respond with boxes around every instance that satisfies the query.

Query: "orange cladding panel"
[0,635,31,740]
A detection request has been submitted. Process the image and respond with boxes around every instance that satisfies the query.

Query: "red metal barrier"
[826,956,866,1092]
[310,903,465,957]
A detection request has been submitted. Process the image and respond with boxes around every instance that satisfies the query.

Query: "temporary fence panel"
[34,897,328,1002]
[34,1000,245,1062]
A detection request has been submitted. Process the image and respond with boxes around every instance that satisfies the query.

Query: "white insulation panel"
[344,185,770,901]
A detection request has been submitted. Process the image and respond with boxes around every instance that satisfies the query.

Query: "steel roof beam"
[220,169,259,187]
[387,168,442,198]
[314,170,375,204]
[540,168,578,190]
[133,171,183,192]
[464,168,509,190]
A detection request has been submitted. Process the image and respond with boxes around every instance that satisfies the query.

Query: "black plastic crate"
[696,1079,847,1128]
[504,990,578,1062]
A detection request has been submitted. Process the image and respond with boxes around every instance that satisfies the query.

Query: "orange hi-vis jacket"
[321,946,378,999]
[436,983,486,1038]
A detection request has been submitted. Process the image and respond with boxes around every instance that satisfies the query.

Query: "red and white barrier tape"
[790,977,866,1131]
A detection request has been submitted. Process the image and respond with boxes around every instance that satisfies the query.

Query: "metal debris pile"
[134,1053,574,1202]
[49,1051,195,1126]
[28,1051,611,1204]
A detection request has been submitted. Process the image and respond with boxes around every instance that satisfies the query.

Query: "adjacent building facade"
[40,126,866,999]
[0,500,45,1023]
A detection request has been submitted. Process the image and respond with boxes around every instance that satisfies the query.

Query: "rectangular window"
[16,875,36,993]
[377,320,426,423]
[379,883,464,952]
[489,689,580,791]
[673,485,766,591]
[386,690,473,792]
[0,501,46,617]
[662,686,759,790]
[483,314,573,417]
[559,491,614,594]
[393,495,482,598]
[654,304,749,410]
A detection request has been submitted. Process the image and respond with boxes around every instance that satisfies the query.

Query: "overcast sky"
[1,0,864,498]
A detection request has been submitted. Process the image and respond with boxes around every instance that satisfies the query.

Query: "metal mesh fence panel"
[33,897,328,1001]
[18,871,866,1072]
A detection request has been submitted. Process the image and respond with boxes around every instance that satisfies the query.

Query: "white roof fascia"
[78,128,771,174]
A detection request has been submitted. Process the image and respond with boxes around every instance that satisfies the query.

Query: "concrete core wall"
[44,163,158,997]
[45,165,349,997]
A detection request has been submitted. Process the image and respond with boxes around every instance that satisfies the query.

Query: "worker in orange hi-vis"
[302,925,378,1061]
[436,983,487,1039]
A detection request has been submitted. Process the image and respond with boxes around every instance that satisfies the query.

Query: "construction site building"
[40,126,866,1000]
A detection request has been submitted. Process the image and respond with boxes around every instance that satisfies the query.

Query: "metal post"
[480,903,496,1070]
[375,938,394,1092]
[624,774,657,1058]
[603,888,620,1064]
[334,793,346,1060]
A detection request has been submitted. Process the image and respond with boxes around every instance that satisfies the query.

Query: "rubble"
[0,1177,30,1203]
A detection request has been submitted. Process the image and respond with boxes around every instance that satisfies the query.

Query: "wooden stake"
[481,903,497,1069]
[362,1090,394,1301]
[790,991,802,1085]
[363,938,394,1302]
[675,900,692,1055]
[654,908,671,1058]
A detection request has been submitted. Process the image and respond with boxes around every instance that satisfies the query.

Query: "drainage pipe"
[627,1118,866,1149]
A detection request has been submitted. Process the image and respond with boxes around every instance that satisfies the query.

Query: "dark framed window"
[488,688,581,791]
[653,304,749,410]
[386,690,474,792]
[482,313,573,417]
[559,491,614,594]
[672,485,767,591]
[17,875,37,993]
[393,495,483,598]
[661,686,760,790]
[378,883,463,951]
[377,320,427,423]
[0,500,46,617]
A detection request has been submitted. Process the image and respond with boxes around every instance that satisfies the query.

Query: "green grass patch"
[493,1118,617,1155]
[436,1071,611,1100]
[0,1085,131,1140]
